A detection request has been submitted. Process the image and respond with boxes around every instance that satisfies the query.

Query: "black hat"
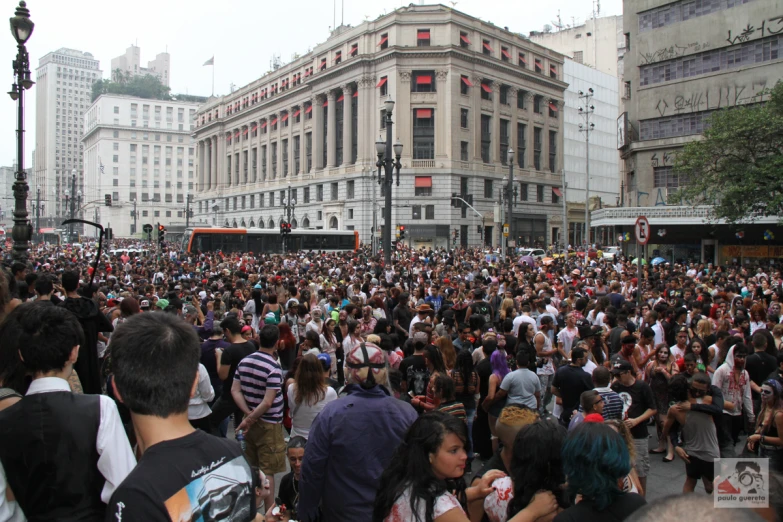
[611,360,634,374]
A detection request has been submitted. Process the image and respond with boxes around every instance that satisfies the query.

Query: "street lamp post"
[8,0,35,261]
[578,88,595,248]
[506,148,514,258]
[35,184,39,244]
[375,97,403,267]
[282,182,296,254]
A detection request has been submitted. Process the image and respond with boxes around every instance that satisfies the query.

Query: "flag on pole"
[99,158,105,175]
[203,56,214,66]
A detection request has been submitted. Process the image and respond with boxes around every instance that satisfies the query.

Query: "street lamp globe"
[72,168,76,177]
[393,139,403,157]
[384,97,395,115]
[375,136,385,155]
[507,148,514,164]
[9,1,33,45]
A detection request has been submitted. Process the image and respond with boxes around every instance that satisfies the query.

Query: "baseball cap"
[155,298,170,310]
[611,360,634,374]
[184,304,197,315]
[140,299,150,309]
[317,352,332,371]
[241,325,252,333]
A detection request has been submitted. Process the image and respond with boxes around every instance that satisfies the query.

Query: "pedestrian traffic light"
[285,223,292,235]
[280,222,286,235]
[451,193,460,208]
[157,223,166,246]
[104,194,112,207]
[399,225,406,240]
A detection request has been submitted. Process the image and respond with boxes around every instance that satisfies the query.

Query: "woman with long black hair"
[373,412,555,522]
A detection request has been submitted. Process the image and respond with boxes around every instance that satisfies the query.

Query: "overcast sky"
[0,0,621,170]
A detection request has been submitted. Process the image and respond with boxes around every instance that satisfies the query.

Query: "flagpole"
[212,60,215,97]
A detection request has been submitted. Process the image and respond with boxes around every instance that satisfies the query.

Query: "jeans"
[538,374,554,413]
[464,405,477,458]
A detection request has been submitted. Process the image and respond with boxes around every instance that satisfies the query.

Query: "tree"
[674,81,783,224]
[91,74,171,102]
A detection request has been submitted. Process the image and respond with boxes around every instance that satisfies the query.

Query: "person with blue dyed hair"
[554,422,647,522]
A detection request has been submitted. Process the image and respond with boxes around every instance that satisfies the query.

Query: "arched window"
[329,216,338,229]
[302,217,310,228]
[249,219,255,227]
[240,218,246,227]
[292,218,298,229]
[224,219,230,227]
[268,218,274,229]
[232,219,238,228]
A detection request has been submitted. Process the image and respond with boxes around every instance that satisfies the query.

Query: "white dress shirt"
[0,376,136,521]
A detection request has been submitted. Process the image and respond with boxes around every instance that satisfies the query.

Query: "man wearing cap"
[184,298,214,340]
[298,342,417,522]
[611,359,657,496]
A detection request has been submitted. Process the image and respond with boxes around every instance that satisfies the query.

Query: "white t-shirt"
[286,384,338,439]
[385,487,462,522]
[513,314,537,338]
[557,327,579,357]
[670,345,685,360]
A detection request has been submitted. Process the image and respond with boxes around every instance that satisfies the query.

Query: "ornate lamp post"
[8,1,35,261]
[375,97,402,267]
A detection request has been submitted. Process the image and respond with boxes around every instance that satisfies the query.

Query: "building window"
[653,166,688,188]
[535,58,542,73]
[574,50,584,63]
[304,187,310,203]
[500,85,509,105]
[412,109,435,160]
[480,81,492,101]
[380,109,387,129]
[293,136,301,174]
[460,108,469,129]
[460,31,471,48]
[552,187,560,204]
[537,184,544,202]
[480,114,491,163]
[460,75,472,95]
[623,81,632,99]
[425,205,435,219]
[350,42,358,56]
[548,100,558,118]
[640,110,715,140]
[549,131,557,172]
[379,33,389,50]
[331,182,338,200]
[261,145,267,180]
[460,141,469,161]
[482,39,492,56]
[500,119,509,165]
[316,184,323,201]
[517,123,526,169]
[533,95,542,114]
[519,52,527,68]
[333,51,342,65]
[520,183,528,201]
[411,71,435,93]
[517,90,526,109]
[271,142,277,179]
[378,75,388,96]
[412,205,422,220]
[484,179,493,198]
[415,176,432,196]
[533,128,542,170]
[417,29,430,46]
[550,64,557,78]
[347,180,355,199]
[282,139,289,177]
[305,132,312,172]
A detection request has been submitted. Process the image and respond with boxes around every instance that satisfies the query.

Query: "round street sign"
[635,216,650,246]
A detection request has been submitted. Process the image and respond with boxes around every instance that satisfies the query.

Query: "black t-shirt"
[469,301,492,328]
[393,305,413,335]
[476,357,493,402]
[746,351,778,400]
[553,492,646,522]
[552,365,593,424]
[611,380,657,439]
[472,448,507,483]
[278,471,299,516]
[105,430,255,522]
[399,354,429,396]
[220,341,257,397]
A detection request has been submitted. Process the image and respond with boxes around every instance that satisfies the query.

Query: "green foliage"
[674,81,783,223]
[91,74,172,102]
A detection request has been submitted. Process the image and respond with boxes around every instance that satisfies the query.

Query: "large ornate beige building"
[193,4,567,249]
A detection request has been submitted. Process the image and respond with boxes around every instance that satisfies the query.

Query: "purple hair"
[490,349,510,379]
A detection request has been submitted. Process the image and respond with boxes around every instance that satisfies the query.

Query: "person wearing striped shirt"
[591,366,624,421]
[233,324,286,515]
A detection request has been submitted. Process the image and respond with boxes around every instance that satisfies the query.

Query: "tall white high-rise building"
[82,94,201,237]
[110,45,171,86]
[34,48,102,222]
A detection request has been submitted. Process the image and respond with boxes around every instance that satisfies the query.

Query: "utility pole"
[375,97,403,267]
[578,88,595,248]
[561,177,569,258]
[185,194,193,228]
[132,199,137,236]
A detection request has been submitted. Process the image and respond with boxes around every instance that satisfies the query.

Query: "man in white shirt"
[0,302,136,521]
[513,304,537,338]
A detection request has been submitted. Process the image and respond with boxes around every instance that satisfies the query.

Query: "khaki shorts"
[245,420,286,475]
[633,438,650,478]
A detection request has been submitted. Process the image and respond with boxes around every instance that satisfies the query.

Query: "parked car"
[602,246,621,260]
[517,248,546,259]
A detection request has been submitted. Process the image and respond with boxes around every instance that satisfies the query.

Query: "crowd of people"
[0,239,782,521]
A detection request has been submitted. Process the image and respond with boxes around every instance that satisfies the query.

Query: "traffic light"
[157,223,166,246]
[451,193,460,208]
[453,229,459,240]
[399,225,406,240]
[104,194,112,207]
[391,240,398,250]
[280,222,286,235]
[280,222,292,235]
[285,223,292,235]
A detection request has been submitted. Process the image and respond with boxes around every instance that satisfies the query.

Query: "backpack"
[470,301,492,329]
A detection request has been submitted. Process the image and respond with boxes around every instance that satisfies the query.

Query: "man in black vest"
[0,302,136,522]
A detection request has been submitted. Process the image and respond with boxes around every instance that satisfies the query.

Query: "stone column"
[525,92,535,169]
[210,136,217,191]
[356,76,375,166]
[397,71,412,156]
[327,91,337,168]
[492,83,501,164]
[435,69,448,158]
[342,84,353,166]
[298,106,306,175]
[198,140,204,192]
[508,87,519,171]
[313,95,325,170]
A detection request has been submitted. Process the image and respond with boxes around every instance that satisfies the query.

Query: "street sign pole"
[635,216,649,307]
